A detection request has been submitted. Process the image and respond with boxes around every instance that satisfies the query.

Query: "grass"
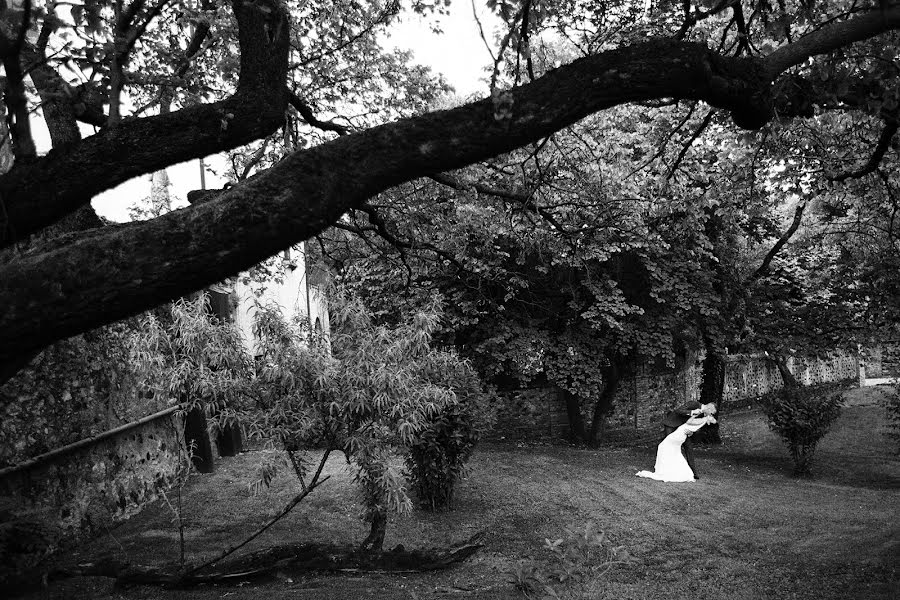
[25,386,900,599]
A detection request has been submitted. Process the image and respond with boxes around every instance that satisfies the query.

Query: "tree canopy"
[1,0,899,382]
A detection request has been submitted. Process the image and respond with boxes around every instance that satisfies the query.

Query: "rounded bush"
[403,359,494,511]
[762,386,843,475]
[405,405,479,510]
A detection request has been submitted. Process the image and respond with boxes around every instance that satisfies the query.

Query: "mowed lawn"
[31,386,900,599]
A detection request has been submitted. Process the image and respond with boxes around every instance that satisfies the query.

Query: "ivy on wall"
[0,321,164,467]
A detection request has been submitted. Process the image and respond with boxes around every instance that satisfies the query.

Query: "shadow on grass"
[704,401,900,490]
[709,448,900,489]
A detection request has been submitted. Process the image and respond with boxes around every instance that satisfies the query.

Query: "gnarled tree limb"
[749,200,808,284]
[287,89,350,135]
[0,0,290,247]
[829,120,898,182]
[763,6,900,79]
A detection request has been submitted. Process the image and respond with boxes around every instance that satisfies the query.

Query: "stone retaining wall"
[862,341,900,379]
[490,351,858,441]
[883,343,900,376]
[0,409,186,542]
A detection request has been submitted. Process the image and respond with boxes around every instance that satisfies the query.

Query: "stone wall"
[605,360,704,431]
[866,346,883,378]
[789,353,859,386]
[493,387,569,440]
[0,408,186,542]
[722,355,782,402]
[863,341,900,378]
[0,329,166,469]
[489,351,858,441]
[883,343,900,376]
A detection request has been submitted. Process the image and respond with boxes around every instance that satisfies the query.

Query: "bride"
[636,409,717,482]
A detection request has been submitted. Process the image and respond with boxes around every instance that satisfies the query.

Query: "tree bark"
[0,0,289,247]
[774,355,799,390]
[359,510,387,553]
[25,55,82,147]
[25,45,105,237]
[587,358,621,447]
[0,41,103,382]
[560,386,587,443]
[696,342,726,444]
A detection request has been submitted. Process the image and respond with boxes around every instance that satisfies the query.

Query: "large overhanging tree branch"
[0,0,289,247]
[0,5,899,368]
[0,27,104,394]
[762,6,900,79]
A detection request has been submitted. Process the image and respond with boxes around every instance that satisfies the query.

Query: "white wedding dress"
[636,416,715,482]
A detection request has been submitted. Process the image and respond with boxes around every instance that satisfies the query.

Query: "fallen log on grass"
[65,531,486,588]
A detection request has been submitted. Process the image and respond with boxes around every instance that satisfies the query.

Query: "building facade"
[211,243,330,355]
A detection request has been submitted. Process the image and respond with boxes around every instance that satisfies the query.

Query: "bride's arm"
[684,415,716,430]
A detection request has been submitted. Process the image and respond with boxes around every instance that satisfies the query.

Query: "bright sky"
[387,2,499,98]
[71,2,501,223]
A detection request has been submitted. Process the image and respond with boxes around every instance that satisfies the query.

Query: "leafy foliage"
[0,319,156,466]
[232,292,490,549]
[322,105,728,441]
[5,0,898,465]
[6,0,899,442]
[127,288,491,548]
[132,295,252,430]
[318,41,898,439]
[403,352,494,510]
[509,521,634,600]
[762,385,844,475]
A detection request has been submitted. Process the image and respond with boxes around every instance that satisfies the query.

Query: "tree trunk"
[359,510,387,553]
[588,359,621,447]
[0,0,291,248]
[560,386,587,443]
[774,355,799,389]
[696,344,726,444]
[0,60,101,386]
[24,35,105,238]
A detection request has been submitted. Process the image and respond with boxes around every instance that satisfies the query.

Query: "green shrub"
[509,521,634,599]
[404,401,480,511]
[403,354,494,511]
[237,294,493,549]
[762,386,843,475]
